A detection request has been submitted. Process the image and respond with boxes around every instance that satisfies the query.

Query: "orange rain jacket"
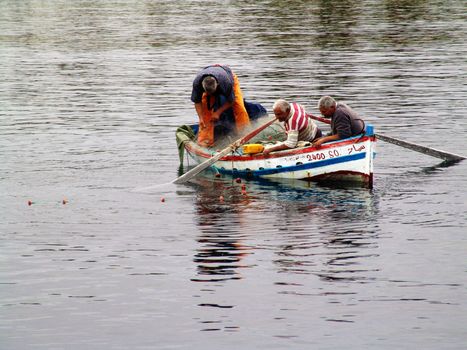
[192,66,250,147]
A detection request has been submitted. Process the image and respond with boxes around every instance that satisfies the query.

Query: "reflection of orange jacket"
[198,73,250,147]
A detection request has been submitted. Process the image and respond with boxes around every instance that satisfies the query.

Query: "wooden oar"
[172,116,277,184]
[307,113,465,162]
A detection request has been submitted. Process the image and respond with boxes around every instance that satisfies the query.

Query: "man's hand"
[313,134,340,148]
[211,111,221,121]
[312,138,323,148]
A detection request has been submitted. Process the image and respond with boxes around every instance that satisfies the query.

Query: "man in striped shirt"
[263,99,322,155]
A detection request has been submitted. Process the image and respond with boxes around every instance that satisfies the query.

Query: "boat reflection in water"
[185,170,380,284]
[181,170,381,329]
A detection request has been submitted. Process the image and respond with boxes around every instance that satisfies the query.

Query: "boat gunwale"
[183,134,376,162]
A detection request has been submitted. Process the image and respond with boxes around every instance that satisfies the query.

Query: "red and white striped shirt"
[285,103,308,133]
[283,103,318,148]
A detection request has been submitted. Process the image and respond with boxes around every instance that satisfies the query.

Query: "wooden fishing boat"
[176,119,377,187]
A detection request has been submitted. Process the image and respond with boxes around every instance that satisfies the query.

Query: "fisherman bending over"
[191,64,257,147]
[262,99,321,155]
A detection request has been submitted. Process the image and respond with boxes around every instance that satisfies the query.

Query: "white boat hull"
[182,129,376,187]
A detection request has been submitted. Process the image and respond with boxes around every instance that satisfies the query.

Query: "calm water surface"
[1,1,466,349]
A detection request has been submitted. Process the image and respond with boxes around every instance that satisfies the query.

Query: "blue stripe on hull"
[215,152,367,177]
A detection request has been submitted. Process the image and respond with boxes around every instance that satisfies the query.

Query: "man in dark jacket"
[312,96,365,147]
[191,64,250,147]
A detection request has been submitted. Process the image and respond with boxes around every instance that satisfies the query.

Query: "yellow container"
[242,144,264,154]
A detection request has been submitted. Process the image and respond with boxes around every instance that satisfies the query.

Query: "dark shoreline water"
[1,1,466,349]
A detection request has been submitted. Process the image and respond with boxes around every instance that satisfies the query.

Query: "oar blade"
[376,133,465,162]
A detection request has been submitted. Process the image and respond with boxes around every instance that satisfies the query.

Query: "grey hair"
[318,96,336,109]
[202,76,217,94]
[273,99,290,113]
